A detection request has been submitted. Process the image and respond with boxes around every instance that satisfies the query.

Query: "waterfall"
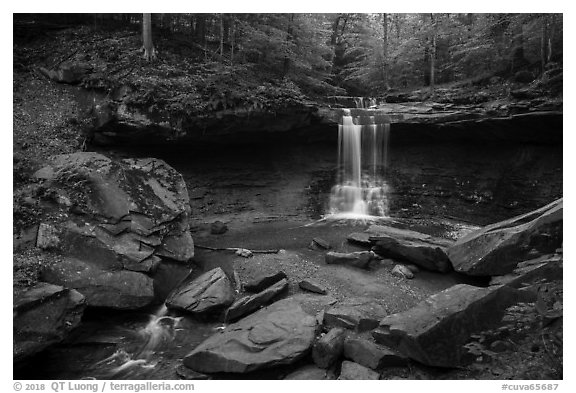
[329,109,391,218]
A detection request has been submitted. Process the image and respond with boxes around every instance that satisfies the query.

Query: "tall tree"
[381,13,390,90]
[142,13,156,61]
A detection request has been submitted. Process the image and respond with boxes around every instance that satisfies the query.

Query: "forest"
[15,13,563,98]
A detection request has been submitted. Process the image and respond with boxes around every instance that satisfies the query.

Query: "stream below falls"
[15,132,562,380]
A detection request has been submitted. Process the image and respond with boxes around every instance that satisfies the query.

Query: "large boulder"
[33,152,195,309]
[183,298,317,374]
[225,278,288,322]
[43,257,154,309]
[447,199,562,276]
[372,284,536,368]
[351,225,453,272]
[166,268,235,314]
[14,283,86,362]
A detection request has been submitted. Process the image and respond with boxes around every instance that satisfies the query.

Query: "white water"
[96,305,182,378]
[329,110,391,219]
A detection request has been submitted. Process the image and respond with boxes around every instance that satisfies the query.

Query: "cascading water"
[96,304,183,378]
[329,108,391,218]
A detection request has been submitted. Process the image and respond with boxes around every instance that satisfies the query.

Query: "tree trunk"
[381,13,390,90]
[219,14,224,59]
[430,13,436,98]
[142,13,156,61]
[283,14,295,76]
[230,16,235,64]
[540,14,548,74]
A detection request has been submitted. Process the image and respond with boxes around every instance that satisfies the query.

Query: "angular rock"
[311,237,331,250]
[391,264,414,279]
[372,284,537,368]
[284,364,335,380]
[244,270,287,292]
[346,232,372,247]
[489,253,563,289]
[14,283,86,362]
[343,337,407,370]
[299,279,327,295]
[33,153,195,309]
[312,327,346,368]
[338,361,380,380]
[368,225,453,272]
[176,365,210,380]
[325,251,375,269]
[324,297,388,332]
[42,257,155,309]
[183,298,317,374]
[447,198,563,276]
[166,268,235,314]
[210,221,228,235]
[226,278,288,322]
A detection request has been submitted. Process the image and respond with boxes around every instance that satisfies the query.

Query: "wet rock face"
[33,152,195,309]
[447,198,563,276]
[183,298,317,374]
[166,267,235,314]
[14,283,86,363]
[372,284,536,368]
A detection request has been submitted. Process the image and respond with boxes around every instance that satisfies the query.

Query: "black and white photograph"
[10,5,566,386]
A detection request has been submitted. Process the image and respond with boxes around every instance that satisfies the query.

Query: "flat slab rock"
[226,278,288,322]
[14,283,86,362]
[183,297,317,374]
[447,198,563,276]
[324,297,389,332]
[325,251,375,269]
[359,225,454,272]
[338,360,380,380]
[372,283,537,368]
[166,267,235,314]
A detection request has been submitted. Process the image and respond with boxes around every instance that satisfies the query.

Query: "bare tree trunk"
[230,16,235,64]
[142,13,156,61]
[430,13,437,98]
[219,14,224,59]
[382,13,390,90]
[283,14,295,76]
[540,14,548,74]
